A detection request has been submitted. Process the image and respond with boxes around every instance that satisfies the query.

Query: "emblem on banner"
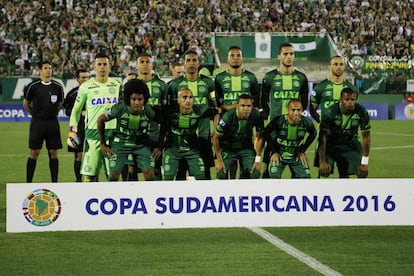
[22,189,62,226]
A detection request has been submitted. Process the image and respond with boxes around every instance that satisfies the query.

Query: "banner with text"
[7,179,414,233]
[0,104,68,122]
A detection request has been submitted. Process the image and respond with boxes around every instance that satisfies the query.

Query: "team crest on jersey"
[109,87,116,94]
[293,80,300,88]
[242,81,250,89]
[50,94,57,103]
[152,87,160,95]
[198,86,206,93]
[219,119,226,127]
[297,129,306,138]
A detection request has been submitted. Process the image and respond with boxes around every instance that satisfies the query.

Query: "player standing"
[168,50,218,180]
[68,53,122,182]
[62,68,90,182]
[215,45,260,178]
[261,42,309,178]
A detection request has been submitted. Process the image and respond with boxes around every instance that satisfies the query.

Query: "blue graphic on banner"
[395,103,414,120]
[360,103,389,120]
[0,104,69,122]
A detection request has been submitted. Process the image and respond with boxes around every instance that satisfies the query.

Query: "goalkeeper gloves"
[67,126,81,148]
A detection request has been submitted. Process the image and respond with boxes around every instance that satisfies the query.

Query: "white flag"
[255,32,271,59]
[291,41,317,53]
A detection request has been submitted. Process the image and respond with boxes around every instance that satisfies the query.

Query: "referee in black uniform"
[63,68,90,182]
[23,61,64,183]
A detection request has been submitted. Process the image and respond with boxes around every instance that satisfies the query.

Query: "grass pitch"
[1,120,414,275]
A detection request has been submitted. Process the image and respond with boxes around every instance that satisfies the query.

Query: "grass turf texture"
[1,120,414,275]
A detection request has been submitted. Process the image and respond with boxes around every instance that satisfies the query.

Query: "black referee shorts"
[29,117,62,150]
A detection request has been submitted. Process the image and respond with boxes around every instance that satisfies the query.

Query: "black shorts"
[68,119,85,153]
[29,117,62,150]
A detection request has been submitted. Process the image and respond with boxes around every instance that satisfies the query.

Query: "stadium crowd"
[0,0,413,78]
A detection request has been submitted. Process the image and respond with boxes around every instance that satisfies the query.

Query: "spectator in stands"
[0,0,413,83]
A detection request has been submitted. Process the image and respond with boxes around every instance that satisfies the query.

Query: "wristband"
[69,125,77,133]
[255,156,261,163]
[361,156,369,165]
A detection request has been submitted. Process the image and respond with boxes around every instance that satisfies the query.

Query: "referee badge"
[50,94,57,103]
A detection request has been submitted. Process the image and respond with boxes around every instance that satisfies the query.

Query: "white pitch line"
[1,144,414,158]
[375,132,414,137]
[372,145,414,150]
[248,227,343,276]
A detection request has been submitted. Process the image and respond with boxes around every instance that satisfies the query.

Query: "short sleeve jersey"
[311,79,359,117]
[262,69,309,120]
[168,75,215,139]
[163,105,218,150]
[63,86,83,117]
[105,103,157,147]
[320,102,371,145]
[24,79,64,119]
[215,70,259,107]
[69,77,122,140]
[262,115,316,159]
[145,77,168,108]
[215,108,264,151]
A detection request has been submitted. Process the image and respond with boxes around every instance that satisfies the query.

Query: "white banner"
[407,79,414,92]
[255,32,271,59]
[7,179,414,233]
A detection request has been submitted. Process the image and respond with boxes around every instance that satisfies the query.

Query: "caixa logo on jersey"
[91,96,118,105]
[22,189,62,226]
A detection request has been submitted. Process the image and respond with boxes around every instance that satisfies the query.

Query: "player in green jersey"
[122,53,167,181]
[256,99,316,178]
[310,55,359,123]
[97,79,161,181]
[63,68,90,182]
[318,88,371,178]
[261,42,309,121]
[310,56,359,174]
[215,45,260,178]
[68,53,122,182]
[167,49,217,180]
[213,94,263,179]
[215,45,260,112]
[161,88,220,180]
[261,42,309,178]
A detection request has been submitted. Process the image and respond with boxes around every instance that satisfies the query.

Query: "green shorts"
[326,141,362,177]
[109,144,154,173]
[268,158,311,179]
[81,139,109,177]
[218,148,259,179]
[163,148,205,180]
